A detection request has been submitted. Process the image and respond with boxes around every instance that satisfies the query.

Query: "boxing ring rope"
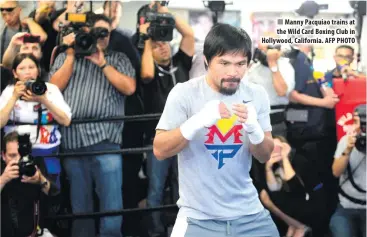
[6,113,182,222]
[45,205,178,220]
[7,113,162,125]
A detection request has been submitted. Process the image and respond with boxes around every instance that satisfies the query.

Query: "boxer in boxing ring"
[153,23,279,237]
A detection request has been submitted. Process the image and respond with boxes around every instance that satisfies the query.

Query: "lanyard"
[156,62,178,86]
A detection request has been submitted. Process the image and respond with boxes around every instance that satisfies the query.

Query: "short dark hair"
[136,4,151,25]
[92,14,112,27]
[1,131,19,153]
[335,45,354,55]
[203,23,252,66]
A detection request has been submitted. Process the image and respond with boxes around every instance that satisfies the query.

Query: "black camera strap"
[339,188,366,205]
[340,157,365,190]
[346,161,366,193]
[339,157,366,205]
[29,200,40,237]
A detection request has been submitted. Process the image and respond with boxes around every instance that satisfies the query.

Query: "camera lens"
[23,164,37,177]
[31,81,47,95]
[77,33,93,50]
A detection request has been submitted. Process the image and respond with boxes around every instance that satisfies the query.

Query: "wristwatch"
[100,62,108,70]
[270,65,279,72]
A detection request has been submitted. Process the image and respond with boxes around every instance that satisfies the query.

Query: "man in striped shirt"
[49,14,136,237]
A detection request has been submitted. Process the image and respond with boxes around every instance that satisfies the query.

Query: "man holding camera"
[246,40,295,137]
[0,0,47,61]
[2,32,49,81]
[330,105,366,237]
[1,131,59,237]
[137,2,194,236]
[50,14,135,237]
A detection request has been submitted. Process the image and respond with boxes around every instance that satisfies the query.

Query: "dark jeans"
[63,141,123,237]
[146,150,179,235]
[330,205,366,237]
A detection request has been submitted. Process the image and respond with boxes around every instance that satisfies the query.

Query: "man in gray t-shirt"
[329,105,366,237]
[154,23,278,237]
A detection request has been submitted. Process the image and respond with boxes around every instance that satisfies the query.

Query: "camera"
[146,11,175,42]
[252,45,281,67]
[253,45,298,67]
[17,134,37,177]
[23,34,40,44]
[60,13,108,57]
[24,77,47,96]
[137,1,175,49]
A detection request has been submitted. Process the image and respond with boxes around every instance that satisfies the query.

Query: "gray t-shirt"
[0,26,21,61]
[156,76,272,220]
[246,58,295,113]
[334,135,366,209]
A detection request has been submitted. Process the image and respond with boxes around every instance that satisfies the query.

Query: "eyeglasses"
[0,7,16,12]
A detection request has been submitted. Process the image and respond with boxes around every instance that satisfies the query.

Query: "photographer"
[330,105,366,237]
[136,2,194,236]
[0,0,47,61]
[0,53,71,189]
[1,131,59,237]
[2,32,49,81]
[246,38,295,137]
[49,14,135,237]
[0,53,71,130]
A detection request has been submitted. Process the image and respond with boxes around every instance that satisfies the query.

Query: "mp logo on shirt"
[204,115,243,169]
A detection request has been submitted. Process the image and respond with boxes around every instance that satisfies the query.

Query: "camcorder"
[253,45,298,67]
[355,105,366,153]
[59,13,109,57]
[146,1,175,42]
[17,134,37,177]
[24,77,47,96]
[137,1,175,48]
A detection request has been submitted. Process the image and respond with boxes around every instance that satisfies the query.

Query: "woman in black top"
[252,136,327,237]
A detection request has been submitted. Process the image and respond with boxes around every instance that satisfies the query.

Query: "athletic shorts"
[171,209,279,237]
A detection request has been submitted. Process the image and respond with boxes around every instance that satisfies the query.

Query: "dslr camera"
[59,13,109,57]
[253,45,298,67]
[17,134,37,177]
[24,77,47,96]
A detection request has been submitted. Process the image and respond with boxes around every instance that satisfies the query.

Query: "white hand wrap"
[242,104,264,145]
[180,100,221,140]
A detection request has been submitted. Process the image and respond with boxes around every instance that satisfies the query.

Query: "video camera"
[24,77,47,96]
[355,105,366,153]
[17,134,37,177]
[59,13,109,57]
[146,1,175,42]
[253,45,298,67]
[137,1,175,48]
